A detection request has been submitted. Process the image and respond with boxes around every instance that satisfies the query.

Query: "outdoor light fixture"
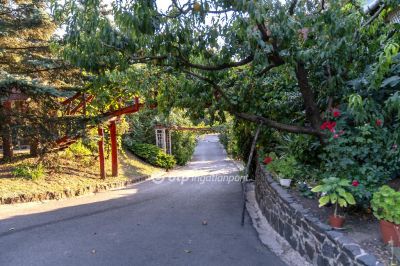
[362,0,400,24]
[362,0,381,14]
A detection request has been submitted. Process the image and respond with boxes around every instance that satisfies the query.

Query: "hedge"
[126,142,176,169]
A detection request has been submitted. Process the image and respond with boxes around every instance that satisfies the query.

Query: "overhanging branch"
[181,69,324,137]
[180,55,254,71]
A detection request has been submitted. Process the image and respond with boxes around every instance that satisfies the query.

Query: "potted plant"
[312,177,356,228]
[371,185,400,247]
[264,154,297,188]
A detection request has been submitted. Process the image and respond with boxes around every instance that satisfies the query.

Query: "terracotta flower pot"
[379,220,400,247]
[329,215,345,228]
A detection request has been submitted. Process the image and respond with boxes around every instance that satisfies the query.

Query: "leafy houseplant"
[371,186,400,246]
[264,154,299,188]
[312,177,356,228]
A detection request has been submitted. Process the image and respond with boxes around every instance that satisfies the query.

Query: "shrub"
[126,142,176,169]
[219,118,254,160]
[171,131,196,165]
[124,109,197,166]
[264,153,300,180]
[12,163,45,181]
[64,140,94,166]
[371,185,400,225]
[319,121,400,207]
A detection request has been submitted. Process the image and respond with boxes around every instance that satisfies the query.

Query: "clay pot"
[329,215,345,228]
[379,220,400,247]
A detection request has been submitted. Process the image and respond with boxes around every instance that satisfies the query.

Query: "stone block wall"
[255,162,383,266]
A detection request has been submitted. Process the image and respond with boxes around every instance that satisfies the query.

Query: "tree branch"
[0,45,49,50]
[180,55,254,71]
[295,61,322,130]
[13,66,68,74]
[289,0,298,15]
[232,111,322,135]
[256,64,277,77]
[181,69,323,136]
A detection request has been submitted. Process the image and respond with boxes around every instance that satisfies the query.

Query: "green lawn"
[0,149,161,204]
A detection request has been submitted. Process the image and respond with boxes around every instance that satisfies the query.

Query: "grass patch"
[12,163,45,181]
[0,149,161,202]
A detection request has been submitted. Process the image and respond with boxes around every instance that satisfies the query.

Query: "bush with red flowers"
[319,122,400,207]
[263,156,273,165]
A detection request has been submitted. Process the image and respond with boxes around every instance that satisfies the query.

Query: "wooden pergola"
[154,125,217,155]
[1,90,149,179]
[96,97,144,179]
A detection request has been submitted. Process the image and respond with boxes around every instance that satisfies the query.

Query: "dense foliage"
[124,108,197,165]
[125,142,176,169]
[43,0,400,211]
[0,0,86,159]
[371,186,400,224]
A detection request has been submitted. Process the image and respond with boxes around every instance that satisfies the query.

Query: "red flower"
[332,109,341,118]
[320,121,336,132]
[376,119,383,127]
[333,134,339,139]
[263,157,273,165]
[352,180,359,187]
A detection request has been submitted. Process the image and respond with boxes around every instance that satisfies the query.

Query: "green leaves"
[312,177,356,209]
[319,195,330,207]
[126,142,176,169]
[311,185,323,193]
[371,186,400,224]
[381,75,400,88]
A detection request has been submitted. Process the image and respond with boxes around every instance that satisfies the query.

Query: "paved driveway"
[0,135,286,266]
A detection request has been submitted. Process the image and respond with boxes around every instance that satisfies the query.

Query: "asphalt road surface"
[0,134,286,266]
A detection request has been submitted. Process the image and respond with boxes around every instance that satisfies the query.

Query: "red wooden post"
[109,120,118,177]
[134,96,139,111]
[98,126,106,179]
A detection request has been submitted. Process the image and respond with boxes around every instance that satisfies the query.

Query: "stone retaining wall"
[254,162,382,266]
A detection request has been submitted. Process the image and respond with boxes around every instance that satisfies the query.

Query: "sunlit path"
[0,135,285,266]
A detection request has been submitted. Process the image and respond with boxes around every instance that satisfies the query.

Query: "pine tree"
[0,0,83,159]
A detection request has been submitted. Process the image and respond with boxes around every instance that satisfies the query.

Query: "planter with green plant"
[311,177,356,228]
[263,153,298,188]
[371,185,400,247]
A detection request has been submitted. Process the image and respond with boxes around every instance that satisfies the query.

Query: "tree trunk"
[30,138,39,157]
[1,101,13,160]
[295,61,322,130]
[1,125,13,159]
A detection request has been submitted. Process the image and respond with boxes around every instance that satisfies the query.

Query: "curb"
[245,182,312,266]
[0,173,159,205]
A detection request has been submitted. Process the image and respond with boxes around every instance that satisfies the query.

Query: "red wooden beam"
[69,95,94,115]
[98,126,106,179]
[61,92,82,106]
[55,136,69,145]
[103,97,144,117]
[109,120,118,177]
